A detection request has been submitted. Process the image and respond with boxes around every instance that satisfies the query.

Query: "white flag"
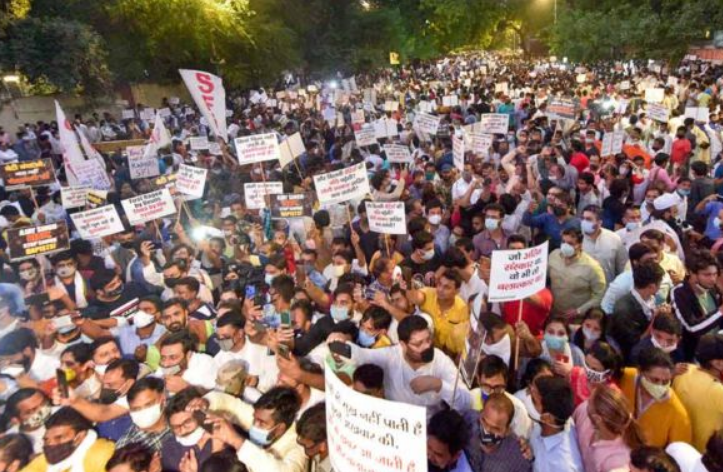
[179,69,228,141]
[54,101,85,165]
[143,112,172,158]
[76,125,102,161]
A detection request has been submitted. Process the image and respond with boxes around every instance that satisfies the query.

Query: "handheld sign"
[121,189,176,226]
[325,370,426,472]
[355,125,377,147]
[382,144,412,164]
[488,242,548,303]
[453,135,465,172]
[86,189,108,209]
[189,136,209,150]
[61,185,91,209]
[479,114,509,134]
[365,202,407,235]
[313,162,370,205]
[547,98,578,120]
[470,132,493,156]
[413,112,441,135]
[128,145,160,180]
[0,159,55,190]
[7,221,70,261]
[244,182,283,210]
[176,164,208,200]
[69,158,112,190]
[460,306,487,387]
[234,133,280,165]
[278,133,305,168]
[646,103,669,123]
[71,205,124,239]
[270,194,313,219]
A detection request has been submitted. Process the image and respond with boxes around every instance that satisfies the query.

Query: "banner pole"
[514,300,524,372]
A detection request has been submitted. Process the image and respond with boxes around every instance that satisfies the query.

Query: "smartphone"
[280,311,292,326]
[56,369,69,398]
[328,341,352,359]
[254,293,266,308]
[277,344,291,360]
[192,410,215,433]
[252,320,268,334]
[52,315,75,332]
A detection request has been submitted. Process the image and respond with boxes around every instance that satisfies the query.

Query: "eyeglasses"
[480,383,506,394]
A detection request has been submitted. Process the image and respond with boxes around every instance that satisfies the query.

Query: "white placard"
[619,80,631,91]
[495,82,509,94]
[667,76,679,88]
[645,88,665,104]
[234,133,280,165]
[413,112,441,135]
[169,97,180,105]
[488,242,549,302]
[355,125,377,147]
[244,182,283,210]
[374,118,399,139]
[612,131,624,155]
[601,133,613,157]
[685,107,709,123]
[383,144,412,164]
[157,107,172,118]
[176,164,207,199]
[351,110,365,125]
[470,132,493,156]
[279,132,306,168]
[365,202,407,235]
[479,114,509,134]
[141,108,156,121]
[68,158,112,190]
[121,189,176,226]
[121,109,135,120]
[443,95,459,107]
[71,205,125,239]
[453,135,465,171]
[384,101,398,112]
[127,145,160,180]
[189,136,209,150]
[313,162,370,205]
[325,370,427,472]
[60,185,91,209]
[647,103,670,123]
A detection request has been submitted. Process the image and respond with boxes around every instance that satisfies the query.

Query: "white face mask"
[19,269,38,281]
[333,264,346,278]
[94,364,108,376]
[130,403,163,429]
[428,214,442,226]
[176,426,205,447]
[481,334,512,366]
[133,311,156,329]
[651,335,677,354]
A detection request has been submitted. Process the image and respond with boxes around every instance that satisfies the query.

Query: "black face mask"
[98,388,120,405]
[420,347,435,363]
[43,439,78,465]
[120,241,134,249]
[164,277,179,288]
[479,425,504,446]
[552,206,567,217]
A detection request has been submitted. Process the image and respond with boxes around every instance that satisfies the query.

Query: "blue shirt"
[522,212,581,249]
[118,322,166,358]
[698,201,723,239]
[530,422,584,472]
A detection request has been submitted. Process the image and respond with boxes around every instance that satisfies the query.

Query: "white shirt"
[297,387,325,420]
[665,442,707,472]
[452,178,482,205]
[154,352,218,391]
[29,349,60,382]
[460,271,487,304]
[582,228,628,283]
[214,338,279,394]
[0,148,18,163]
[514,388,540,421]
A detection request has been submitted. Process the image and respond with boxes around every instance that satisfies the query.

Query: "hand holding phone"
[329,341,352,359]
[56,369,69,398]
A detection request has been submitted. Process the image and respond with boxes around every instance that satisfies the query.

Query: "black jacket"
[608,292,651,364]
[671,282,723,361]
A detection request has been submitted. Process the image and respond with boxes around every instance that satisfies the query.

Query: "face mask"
[357,330,377,348]
[330,305,349,322]
[582,327,600,342]
[120,241,134,249]
[581,220,597,235]
[333,265,346,278]
[22,403,52,430]
[55,266,75,278]
[249,424,276,447]
[265,274,276,286]
[176,426,205,447]
[62,368,77,383]
[421,249,435,261]
[43,439,78,465]
[130,403,163,429]
[651,335,677,354]
[19,269,38,281]
[105,284,124,298]
[133,311,155,329]
[94,363,108,376]
[218,337,235,352]
[162,364,182,377]
[640,375,669,400]
[448,234,459,246]
[678,189,690,197]
[559,243,576,258]
[420,346,435,363]
[425,172,435,181]
[428,214,442,226]
[552,206,567,217]
[584,365,609,384]
[0,364,26,378]
[481,334,512,366]
[99,388,121,405]
[164,277,180,288]
[626,221,640,231]
[485,218,500,231]
[714,217,722,228]
[544,333,568,351]
[479,424,504,447]
[303,263,315,274]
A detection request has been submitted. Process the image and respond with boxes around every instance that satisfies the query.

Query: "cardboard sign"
[645,88,665,104]
[365,201,407,235]
[176,164,207,199]
[0,159,55,190]
[355,125,377,147]
[141,108,156,121]
[443,95,459,107]
[470,132,493,156]
[547,98,578,120]
[325,370,426,472]
[7,221,70,261]
[86,189,107,209]
[235,133,280,165]
[495,82,509,94]
[189,136,209,150]
[153,174,177,196]
[244,182,283,210]
[619,80,631,91]
[453,135,465,172]
[373,118,399,139]
[279,133,306,168]
[685,107,709,123]
[67,158,111,190]
[157,107,172,118]
[413,112,441,135]
[127,145,160,180]
[121,189,176,225]
[60,185,91,209]
[612,131,624,155]
[418,100,434,113]
[479,114,509,134]
[313,162,370,205]
[461,306,487,387]
[351,110,365,125]
[488,242,548,302]
[667,76,679,88]
[647,103,670,123]
[121,109,135,120]
[383,144,412,164]
[601,133,614,157]
[270,193,312,219]
[71,205,124,239]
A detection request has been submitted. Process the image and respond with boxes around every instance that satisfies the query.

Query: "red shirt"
[570,152,590,174]
[671,138,692,164]
[501,288,552,337]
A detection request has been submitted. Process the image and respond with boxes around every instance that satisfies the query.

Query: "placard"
[0,159,55,190]
[601,133,613,157]
[121,109,135,120]
[67,158,111,190]
[244,182,283,210]
[647,103,670,123]
[189,136,209,150]
[612,131,624,155]
[279,133,306,168]
[157,108,172,118]
[619,80,631,91]
[365,202,407,235]
[479,114,509,134]
[270,194,313,219]
[86,189,108,209]
[443,95,459,107]
[383,144,412,164]
[453,135,465,172]
[495,82,509,94]
[351,110,365,125]
[127,145,160,180]
[176,164,207,199]
[7,221,70,261]
[547,98,578,120]
[645,88,665,104]
[373,118,399,139]
[313,162,370,205]
[235,133,280,165]
[121,189,176,225]
[153,174,177,196]
[61,185,91,209]
[461,307,486,387]
[141,108,155,121]
[685,107,709,123]
[470,132,493,156]
[488,242,549,302]
[355,125,377,147]
[71,205,125,239]
[413,112,441,135]
[326,370,426,472]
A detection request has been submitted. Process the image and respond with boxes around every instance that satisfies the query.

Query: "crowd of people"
[0,51,721,472]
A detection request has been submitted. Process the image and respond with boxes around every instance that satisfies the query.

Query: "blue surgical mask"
[544,333,568,351]
[485,218,499,231]
[249,425,275,447]
[265,273,276,286]
[714,217,722,228]
[559,243,576,258]
[331,305,349,322]
[357,330,377,347]
[678,189,690,197]
[581,220,597,235]
[626,221,640,231]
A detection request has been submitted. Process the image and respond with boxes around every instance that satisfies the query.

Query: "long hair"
[589,385,647,450]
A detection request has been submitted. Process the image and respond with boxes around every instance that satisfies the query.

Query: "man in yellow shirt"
[408,271,469,358]
[22,407,114,472]
[619,347,692,448]
[673,333,723,452]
